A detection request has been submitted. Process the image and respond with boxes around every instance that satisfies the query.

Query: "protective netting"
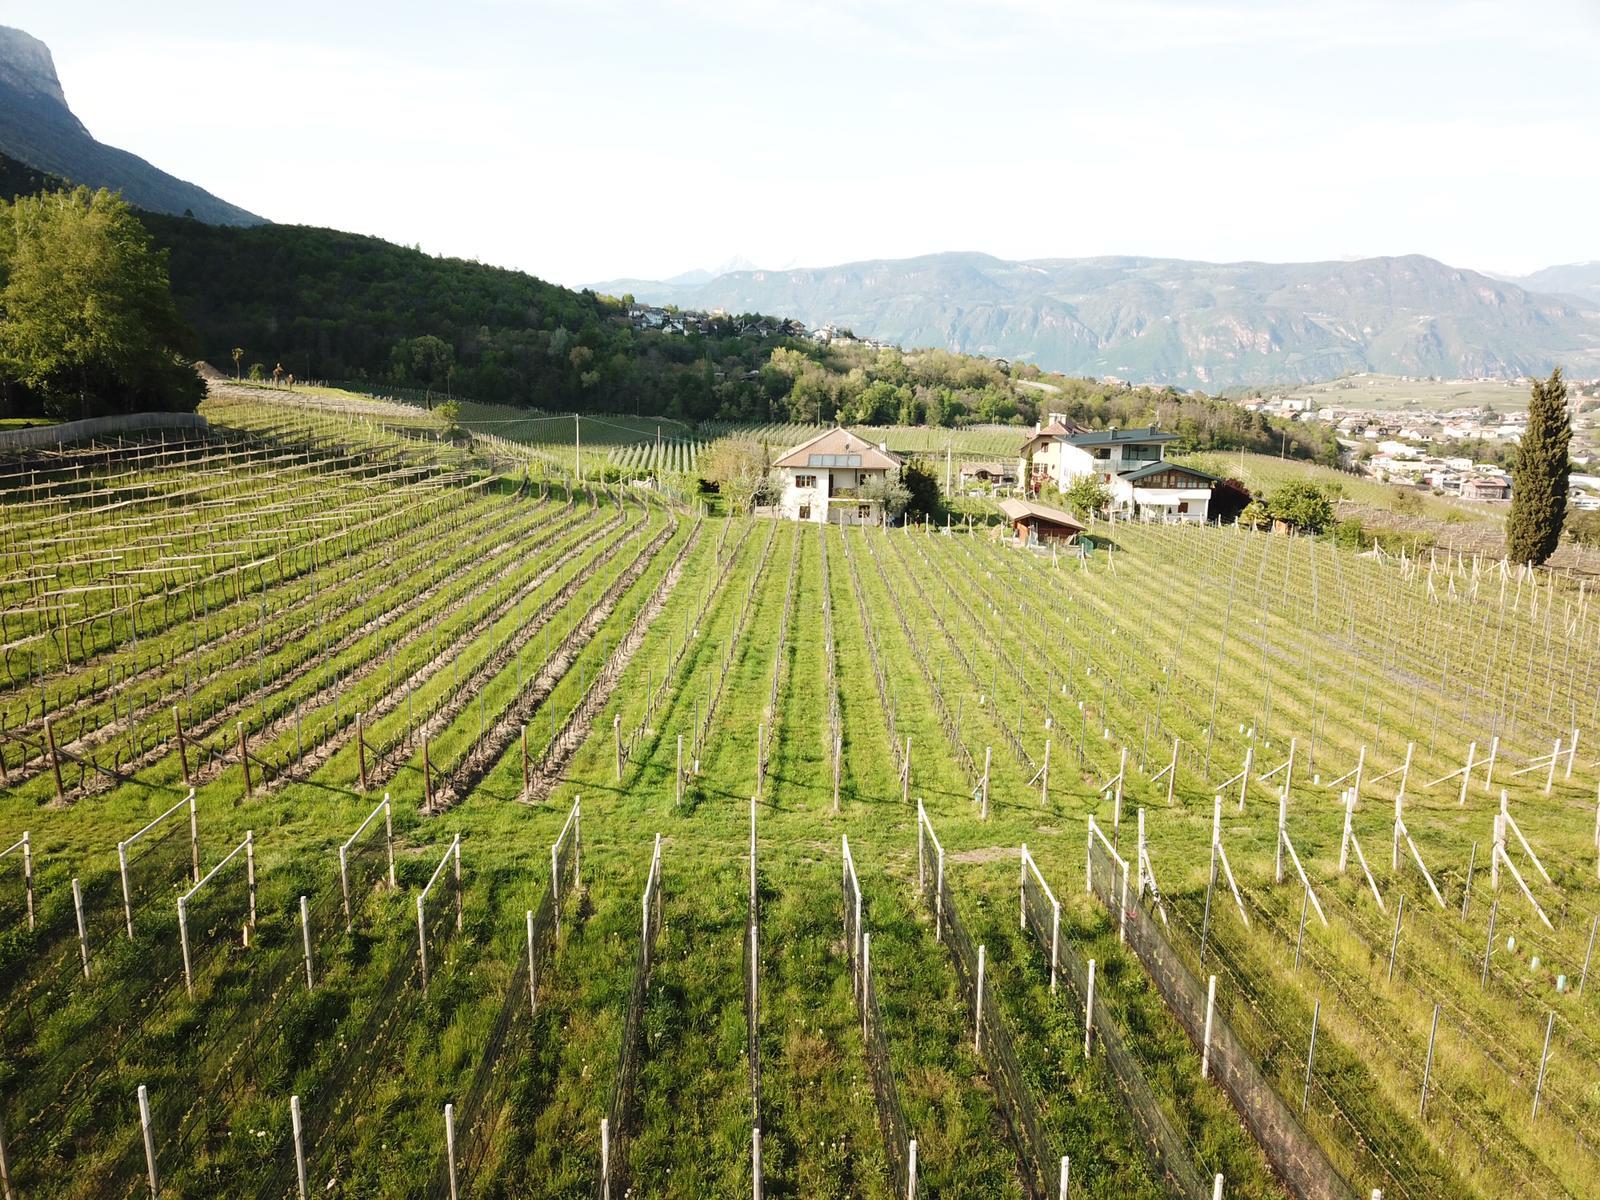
[1086,838,1357,1200]
[596,842,662,1199]
[928,868,1054,1200]
[180,847,254,991]
[1022,861,1208,1199]
[842,845,913,1200]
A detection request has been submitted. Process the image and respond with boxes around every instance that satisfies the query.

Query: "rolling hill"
[598,251,1600,388]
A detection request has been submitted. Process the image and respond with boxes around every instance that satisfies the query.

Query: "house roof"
[1018,418,1090,454]
[1117,460,1219,485]
[997,498,1086,530]
[1066,426,1179,448]
[773,427,901,470]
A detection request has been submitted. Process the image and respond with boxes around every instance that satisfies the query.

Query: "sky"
[7,0,1600,287]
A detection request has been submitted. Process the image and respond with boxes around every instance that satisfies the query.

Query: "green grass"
[1,386,1596,1200]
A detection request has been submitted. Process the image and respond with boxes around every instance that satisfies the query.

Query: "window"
[1177,501,1189,514]
[795,474,817,489]
[798,504,811,520]
[858,504,871,519]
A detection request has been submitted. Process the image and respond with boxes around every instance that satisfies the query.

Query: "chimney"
[879,441,888,453]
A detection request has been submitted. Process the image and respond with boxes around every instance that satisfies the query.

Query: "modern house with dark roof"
[772,427,903,525]
[1017,423,1216,522]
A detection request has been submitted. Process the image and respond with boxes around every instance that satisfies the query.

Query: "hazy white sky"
[9,1,1599,286]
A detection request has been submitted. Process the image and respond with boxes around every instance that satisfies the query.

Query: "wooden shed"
[997,498,1086,547]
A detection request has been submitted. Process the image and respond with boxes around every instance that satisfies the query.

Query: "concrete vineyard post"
[752,1127,762,1200]
[72,877,89,978]
[1580,913,1597,997]
[833,734,842,814]
[0,1114,10,1200]
[138,1083,159,1197]
[1531,1011,1554,1119]
[1481,896,1498,988]
[246,831,257,936]
[614,714,622,780]
[1302,999,1319,1113]
[974,943,986,1054]
[417,894,429,992]
[423,738,433,812]
[1058,1155,1069,1200]
[445,1102,459,1200]
[1458,741,1476,807]
[526,909,538,1016]
[1201,974,1217,1078]
[1085,958,1096,1055]
[339,845,352,931]
[1294,884,1309,970]
[291,1095,307,1200]
[178,894,193,995]
[187,791,200,884]
[908,1139,918,1200]
[1386,894,1405,983]
[385,795,396,888]
[1420,1004,1440,1117]
[981,746,991,819]
[1212,1175,1224,1200]
[300,895,314,990]
[600,1116,611,1200]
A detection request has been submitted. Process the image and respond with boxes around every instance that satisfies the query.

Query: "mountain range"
[0,25,261,226]
[0,22,1595,393]
[596,252,1600,389]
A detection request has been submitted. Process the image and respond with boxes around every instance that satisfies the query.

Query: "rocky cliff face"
[0,27,70,109]
[0,25,263,225]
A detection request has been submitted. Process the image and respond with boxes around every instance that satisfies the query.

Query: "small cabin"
[997,498,1086,547]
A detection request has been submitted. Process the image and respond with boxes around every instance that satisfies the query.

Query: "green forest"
[0,151,1337,462]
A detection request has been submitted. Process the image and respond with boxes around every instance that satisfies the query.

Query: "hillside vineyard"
[1,390,1597,1200]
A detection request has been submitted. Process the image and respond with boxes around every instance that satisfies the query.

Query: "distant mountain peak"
[0,26,263,225]
[0,27,69,110]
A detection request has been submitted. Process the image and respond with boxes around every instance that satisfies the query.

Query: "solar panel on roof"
[807,453,862,467]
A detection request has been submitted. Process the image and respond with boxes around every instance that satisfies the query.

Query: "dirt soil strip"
[415,516,691,811]
[237,506,640,797]
[70,504,629,801]
[13,499,582,789]
[513,518,706,808]
[354,512,674,805]
[2,479,488,759]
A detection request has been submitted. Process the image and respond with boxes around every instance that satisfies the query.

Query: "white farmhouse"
[1018,421,1216,522]
[772,427,903,525]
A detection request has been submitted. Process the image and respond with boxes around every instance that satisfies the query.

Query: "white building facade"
[772,428,903,525]
[1018,422,1216,522]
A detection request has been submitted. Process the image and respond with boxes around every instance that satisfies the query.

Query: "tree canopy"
[0,187,201,420]
[1506,369,1570,566]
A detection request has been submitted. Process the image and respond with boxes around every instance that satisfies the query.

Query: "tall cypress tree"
[1506,368,1571,565]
